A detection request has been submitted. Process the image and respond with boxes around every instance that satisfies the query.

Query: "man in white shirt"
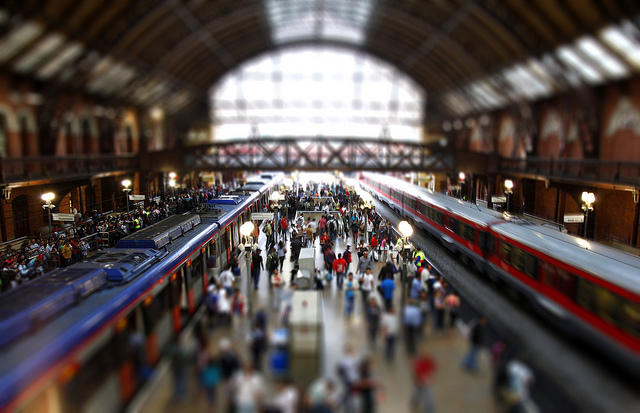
[231,364,266,412]
[359,268,375,309]
[381,308,399,362]
[219,265,235,297]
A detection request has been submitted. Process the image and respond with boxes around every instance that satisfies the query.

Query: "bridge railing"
[0,154,139,185]
[499,157,640,187]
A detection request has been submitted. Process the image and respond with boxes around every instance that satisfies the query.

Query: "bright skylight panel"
[266,0,374,45]
[0,22,44,63]
[600,22,640,70]
[13,33,65,74]
[504,64,551,99]
[36,42,83,80]
[577,36,628,79]
[556,46,603,85]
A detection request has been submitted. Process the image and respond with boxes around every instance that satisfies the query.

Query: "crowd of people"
[195,179,538,413]
[0,185,231,292]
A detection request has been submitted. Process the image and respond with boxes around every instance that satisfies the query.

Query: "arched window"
[210,45,425,141]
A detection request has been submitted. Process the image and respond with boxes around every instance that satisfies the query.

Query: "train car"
[0,174,282,413]
[360,172,505,271]
[360,172,640,374]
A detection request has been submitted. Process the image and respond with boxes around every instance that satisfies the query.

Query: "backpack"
[345,250,352,264]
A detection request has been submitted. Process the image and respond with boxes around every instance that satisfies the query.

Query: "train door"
[169,271,183,334]
[187,249,204,309]
[142,284,172,365]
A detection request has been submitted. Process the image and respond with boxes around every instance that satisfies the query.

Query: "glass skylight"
[210,46,424,141]
[0,22,44,64]
[556,46,603,85]
[266,0,375,45]
[600,21,640,70]
[576,36,628,79]
[36,42,84,80]
[14,33,65,74]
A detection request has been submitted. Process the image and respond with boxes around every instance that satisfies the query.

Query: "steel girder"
[184,138,454,173]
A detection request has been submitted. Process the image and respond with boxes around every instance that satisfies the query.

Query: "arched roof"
[0,0,638,124]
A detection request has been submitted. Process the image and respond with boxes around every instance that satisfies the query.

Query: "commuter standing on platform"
[251,248,264,290]
[379,275,395,312]
[333,253,347,290]
[381,308,398,362]
[344,273,356,318]
[462,316,487,372]
[403,299,422,355]
[410,346,437,413]
[365,297,382,348]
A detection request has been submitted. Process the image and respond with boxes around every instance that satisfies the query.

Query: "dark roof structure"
[1,0,639,123]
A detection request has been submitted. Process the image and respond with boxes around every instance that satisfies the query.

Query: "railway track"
[374,199,640,413]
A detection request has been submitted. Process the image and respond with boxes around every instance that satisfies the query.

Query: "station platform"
[162,231,496,413]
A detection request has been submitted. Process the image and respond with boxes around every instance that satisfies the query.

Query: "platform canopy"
[0,0,639,123]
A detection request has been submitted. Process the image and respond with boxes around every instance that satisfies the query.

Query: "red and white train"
[360,172,640,374]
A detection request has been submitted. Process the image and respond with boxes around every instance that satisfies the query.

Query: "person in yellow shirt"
[60,241,72,267]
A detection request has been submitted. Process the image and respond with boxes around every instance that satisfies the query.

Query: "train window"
[511,247,537,279]
[484,233,495,254]
[434,210,443,225]
[594,287,621,325]
[576,278,596,312]
[499,241,512,264]
[478,231,487,251]
[462,223,475,243]
[620,300,640,337]
[381,185,390,195]
[540,261,576,299]
[444,216,453,232]
[392,189,403,202]
[419,202,428,217]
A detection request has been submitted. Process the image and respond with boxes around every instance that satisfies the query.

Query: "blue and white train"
[0,174,281,413]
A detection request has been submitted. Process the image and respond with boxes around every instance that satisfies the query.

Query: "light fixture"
[3,187,11,202]
[122,180,132,212]
[581,191,595,239]
[240,221,255,239]
[169,172,176,180]
[458,172,466,181]
[504,180,514,213]
[42,192,55,235]
[398,220,413,238]
[504,179,514,192]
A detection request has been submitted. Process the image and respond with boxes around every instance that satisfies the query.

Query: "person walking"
[271,268,285,310]
[403,299,422,355]
[344,273,356,319]
[462,316,487,372]
[276,241,287,273]
[365,297,382,349]
[381,307,398,362]
[332,253,347,290]
[379,275,395,312]
[251,248,264,290]
[359,268,375,310]
[410,346,437,413]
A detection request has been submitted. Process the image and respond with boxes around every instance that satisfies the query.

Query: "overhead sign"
[129,195,146,201]
[153,196,161,203]
[252,212,274,221]
[52,213,75,222]
[491,196,507,203]
[564,213,584,223]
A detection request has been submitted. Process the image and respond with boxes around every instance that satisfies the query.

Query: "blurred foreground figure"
[410,346,437,413]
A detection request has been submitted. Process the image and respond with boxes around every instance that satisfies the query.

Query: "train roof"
[493,222,640,294]
[363,172,505,227]
[115,214,201,250]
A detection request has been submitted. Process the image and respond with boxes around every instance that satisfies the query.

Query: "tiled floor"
[164,229,496,413]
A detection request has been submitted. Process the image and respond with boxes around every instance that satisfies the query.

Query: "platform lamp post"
[168,172,177,198]
[398,220,413,312]
[458,172,466,199]
[504,179,514,213]
[581,192,595,239]
[240,221,255,316]
[42,192,55,236]
[122,180,132,213]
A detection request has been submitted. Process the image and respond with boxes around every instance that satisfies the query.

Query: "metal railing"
[499,157,640,188]
[0,154,138,185]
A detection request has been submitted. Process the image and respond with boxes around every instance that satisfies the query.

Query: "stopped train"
[360,172,639,374]
[0,174,282,413]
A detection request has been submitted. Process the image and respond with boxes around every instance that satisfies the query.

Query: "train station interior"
[0,1,639,412]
